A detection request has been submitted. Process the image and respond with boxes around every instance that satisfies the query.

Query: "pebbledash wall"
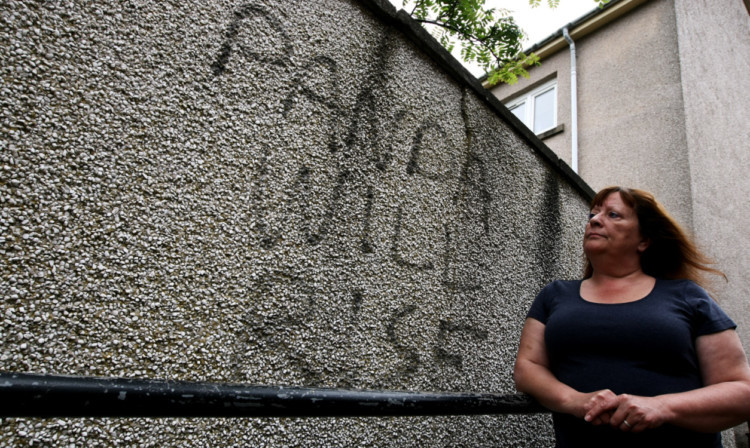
[0,0,593,446]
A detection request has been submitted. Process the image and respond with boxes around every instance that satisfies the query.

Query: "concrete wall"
[0,0,592,446]
[674,0,750,365]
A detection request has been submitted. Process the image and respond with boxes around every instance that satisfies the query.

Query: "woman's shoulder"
[652,278,723,310]
[655,279,736,333]
[538,279,582,296]
[654,278,708,297]
[529,279,582,322]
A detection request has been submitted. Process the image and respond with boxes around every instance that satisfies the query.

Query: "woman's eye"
[608,212,619,218]
[587,213,596,220]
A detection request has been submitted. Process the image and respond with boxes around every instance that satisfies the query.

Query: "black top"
[527,278,736,448]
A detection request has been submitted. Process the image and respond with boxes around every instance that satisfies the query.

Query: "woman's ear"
[638,237,651,253]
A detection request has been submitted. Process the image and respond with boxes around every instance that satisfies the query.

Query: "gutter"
[525,0,649,62]
[562,27,578,174]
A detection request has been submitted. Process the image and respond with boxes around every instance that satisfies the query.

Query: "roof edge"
[531,0,650,61]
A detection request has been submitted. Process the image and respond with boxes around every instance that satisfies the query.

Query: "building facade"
[490,0,750,361]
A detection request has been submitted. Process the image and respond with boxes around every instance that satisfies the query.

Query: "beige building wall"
[576,0,694,229]
[674,0,750,353]
[492,0,694,229]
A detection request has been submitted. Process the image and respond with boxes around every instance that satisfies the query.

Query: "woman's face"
[584,192,649,259]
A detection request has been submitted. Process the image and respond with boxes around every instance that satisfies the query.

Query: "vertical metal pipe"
[562,27,578,174]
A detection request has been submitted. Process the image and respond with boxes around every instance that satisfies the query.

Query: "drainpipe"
[562,27,578,174]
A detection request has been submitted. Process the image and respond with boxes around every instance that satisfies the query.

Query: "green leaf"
[406,0,600,84]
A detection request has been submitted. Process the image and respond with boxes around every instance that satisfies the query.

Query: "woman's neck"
[582,270,656,303]
[589,265,647,282]
[586,250,644,279]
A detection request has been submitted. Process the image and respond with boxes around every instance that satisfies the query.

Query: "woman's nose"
[588,213,602,226]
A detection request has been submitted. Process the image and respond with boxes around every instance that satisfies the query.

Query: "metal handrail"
[0,372,547,418]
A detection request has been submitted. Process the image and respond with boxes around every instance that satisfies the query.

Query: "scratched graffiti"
[435,320,489,369]
[211,3,294,76]
[0,2,583,446]
[212,2,511,382]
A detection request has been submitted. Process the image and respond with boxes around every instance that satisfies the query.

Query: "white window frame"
[505,80,558,135]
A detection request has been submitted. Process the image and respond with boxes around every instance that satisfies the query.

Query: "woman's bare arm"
[514,318,613,418]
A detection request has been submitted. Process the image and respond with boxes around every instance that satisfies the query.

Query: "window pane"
[533,88,555,133]
[510,103,526,125]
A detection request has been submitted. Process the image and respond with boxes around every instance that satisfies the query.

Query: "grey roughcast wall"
[0,0,590,446]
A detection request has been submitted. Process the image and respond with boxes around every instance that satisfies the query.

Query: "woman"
[515,186,750,447]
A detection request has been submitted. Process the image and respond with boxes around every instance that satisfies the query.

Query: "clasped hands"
[579,390,668,433]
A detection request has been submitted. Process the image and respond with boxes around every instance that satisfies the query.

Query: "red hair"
[583,187,725,287]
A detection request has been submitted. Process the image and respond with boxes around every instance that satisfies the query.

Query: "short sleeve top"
[527,278,736,448]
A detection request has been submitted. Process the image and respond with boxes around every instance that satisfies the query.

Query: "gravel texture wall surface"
[0,0,590,446]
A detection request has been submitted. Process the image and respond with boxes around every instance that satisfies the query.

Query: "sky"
[392,1,601,76]
[491,1,600,47]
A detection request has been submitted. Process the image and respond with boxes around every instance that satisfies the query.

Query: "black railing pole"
[0,372,547,418]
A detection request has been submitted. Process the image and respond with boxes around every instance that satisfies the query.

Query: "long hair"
[583,186,725,287]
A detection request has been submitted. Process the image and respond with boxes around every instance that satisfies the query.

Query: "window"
[506,80,557,135]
